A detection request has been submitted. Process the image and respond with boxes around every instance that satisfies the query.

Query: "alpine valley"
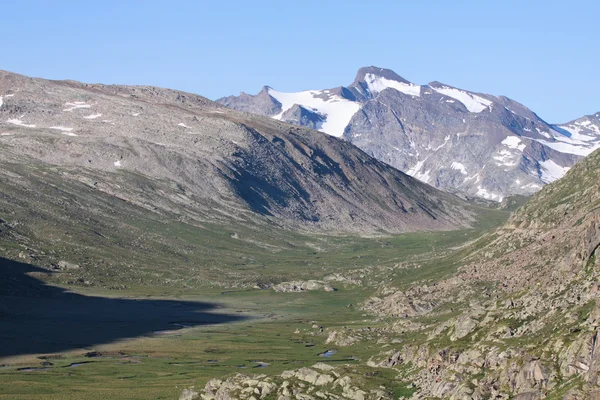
[1,68,599,400]
[218,67,600,201]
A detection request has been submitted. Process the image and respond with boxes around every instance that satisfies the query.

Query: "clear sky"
[2,0,597,123]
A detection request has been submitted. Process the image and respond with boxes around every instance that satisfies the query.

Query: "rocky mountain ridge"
[0,69,475,235]
[218,66,600,201]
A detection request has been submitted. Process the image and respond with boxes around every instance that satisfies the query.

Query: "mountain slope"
[218,66,600,201]
[193,149,600,400]
[359,147,600,398]
[0,70,476,235]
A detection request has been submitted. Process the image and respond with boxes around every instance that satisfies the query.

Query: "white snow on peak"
[0,96,3,109]
[451,161,467,174]
[430,86,492,113]
[178,123,189,128]
[63,102,91,112]
[114,160,122,167]
[535,139,597,156]
[501,136,526,151]
[560,122,600,142]
[363,73,421,97]
[539,159,570,183]
[529,127,600,156]
[268,88,361,137]
[50,126,77,136]
[84,113,102,119]
[7,118,36,128]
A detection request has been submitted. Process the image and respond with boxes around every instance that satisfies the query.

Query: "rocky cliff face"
[0,70,475,234]
[218,66,600,202]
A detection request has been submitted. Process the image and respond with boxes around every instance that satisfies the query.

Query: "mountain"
[0,70,476,236]
[359,146,600,398]
[218,66,600,201]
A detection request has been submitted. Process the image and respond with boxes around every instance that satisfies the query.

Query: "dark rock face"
[0,69,474,234]
[217,86,282,116]
[281,104,324,130]
[217,67,600,201]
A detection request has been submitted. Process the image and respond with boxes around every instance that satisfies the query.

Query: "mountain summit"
[217,67,600,201]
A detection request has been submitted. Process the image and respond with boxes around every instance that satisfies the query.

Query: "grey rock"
[56,260,80,270]
[179,388,200,400]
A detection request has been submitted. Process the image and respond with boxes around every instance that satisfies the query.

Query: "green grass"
[0,161,513,399]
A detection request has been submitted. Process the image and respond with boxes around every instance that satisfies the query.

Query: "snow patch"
[501,136,526,151]
[363,73,421,97]
[539,159,570,183]
[493,149,519,167]
[178,123,189,128]
[268,88,361,137]
[50,126,77,136]
[431,86,492,113]
[559,123,600,142]
[451,162,467,174]
[114,160,122,167]
[7,119,36,128]
[84,113,102,119]
[63,102,91,112]
[530,134,600,156]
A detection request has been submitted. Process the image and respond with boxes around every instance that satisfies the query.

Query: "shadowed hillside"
[0,257,245,358]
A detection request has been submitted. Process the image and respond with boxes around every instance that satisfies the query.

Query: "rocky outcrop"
[179,388,200,400]
[361,290,436,318]
[272,280,336,293]
[198,364,394,400]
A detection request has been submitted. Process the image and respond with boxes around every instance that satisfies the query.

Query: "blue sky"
[1,0,597,122]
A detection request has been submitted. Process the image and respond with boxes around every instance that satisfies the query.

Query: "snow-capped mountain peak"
[217,67,600,201]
